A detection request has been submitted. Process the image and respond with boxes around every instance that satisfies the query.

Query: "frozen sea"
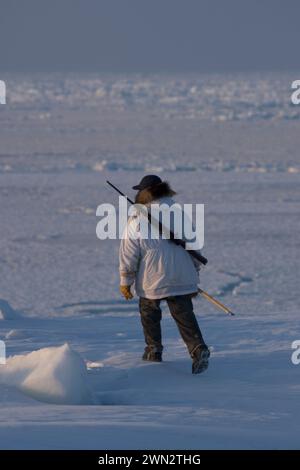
[0,73,299,449]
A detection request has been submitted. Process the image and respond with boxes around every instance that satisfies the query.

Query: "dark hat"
[132,174,162,191]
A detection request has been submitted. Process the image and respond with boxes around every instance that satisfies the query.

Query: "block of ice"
[0,344,91,405]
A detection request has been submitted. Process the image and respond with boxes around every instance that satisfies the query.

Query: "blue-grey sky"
[0,0,299,73]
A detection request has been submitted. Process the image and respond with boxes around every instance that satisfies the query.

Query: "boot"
[191,345,210,374]
[142,346,162,362]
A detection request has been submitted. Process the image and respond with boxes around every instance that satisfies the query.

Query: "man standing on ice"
[119,175,210,374]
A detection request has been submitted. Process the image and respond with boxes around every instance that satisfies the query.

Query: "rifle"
[107,180,208,265]
[107,180,235,316]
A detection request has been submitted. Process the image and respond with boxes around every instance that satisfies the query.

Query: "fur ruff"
[135,181,176,204]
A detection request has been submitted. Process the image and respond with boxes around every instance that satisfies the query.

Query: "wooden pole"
[198,288,235,316]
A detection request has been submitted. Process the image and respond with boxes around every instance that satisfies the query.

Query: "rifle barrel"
[107,180,208,265]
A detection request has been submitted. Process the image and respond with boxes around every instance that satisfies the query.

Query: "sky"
[0,0,299,73]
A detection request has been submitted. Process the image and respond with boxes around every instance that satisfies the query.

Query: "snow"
[0,73,299,449]
[5,329,26,339]
[0,344,91,405]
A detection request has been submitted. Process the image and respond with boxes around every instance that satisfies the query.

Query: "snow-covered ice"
[5,329,26,339]
[0,73,299,449]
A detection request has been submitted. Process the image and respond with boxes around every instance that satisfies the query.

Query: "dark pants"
[139,294,207,357]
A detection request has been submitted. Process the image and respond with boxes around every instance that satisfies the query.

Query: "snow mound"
[0,344,92,405]
[0,299,20,320]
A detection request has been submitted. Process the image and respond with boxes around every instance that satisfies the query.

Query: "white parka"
[119,194,201,299]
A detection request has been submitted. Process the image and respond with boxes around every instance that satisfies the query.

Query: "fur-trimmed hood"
[135,181,176,205]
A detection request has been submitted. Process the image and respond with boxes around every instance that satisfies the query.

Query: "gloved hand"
[120,285,133,300]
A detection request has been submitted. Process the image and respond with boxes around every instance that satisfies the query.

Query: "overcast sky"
[0,0,299,73]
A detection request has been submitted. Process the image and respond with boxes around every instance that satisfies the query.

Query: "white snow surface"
[0,73,299,449]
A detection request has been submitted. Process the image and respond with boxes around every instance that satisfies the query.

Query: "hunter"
[119,175,210,374]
